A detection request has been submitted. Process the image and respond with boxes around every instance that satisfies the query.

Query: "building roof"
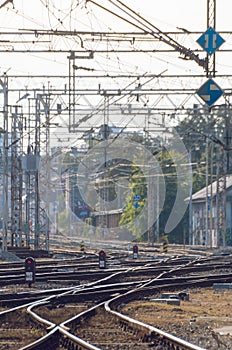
[191,175,232,202]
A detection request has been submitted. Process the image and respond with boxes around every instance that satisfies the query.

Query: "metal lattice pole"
[206,0,216,77]
[1,75,8,252]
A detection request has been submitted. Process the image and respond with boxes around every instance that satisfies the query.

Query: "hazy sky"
[0,0,231,120]
[0,1,230,147]
[0,0,230,76]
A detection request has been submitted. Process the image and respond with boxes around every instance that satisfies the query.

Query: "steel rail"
[26,301,57,330]
[24,302,102,349]
[2,256,230,349]
[19,325,102,350]
[58,281,207,349]
[103,260,207,350]
[18,327,59,350]
[55,259,206,349]
[105,301,206,350]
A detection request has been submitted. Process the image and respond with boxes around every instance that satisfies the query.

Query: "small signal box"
[133,245,138,259]
[25,256,36,287]
[99,250,106,269]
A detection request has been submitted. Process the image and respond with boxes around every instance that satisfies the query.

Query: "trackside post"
[99,250,106,269]
[25,256,36,287]
[133,244,138,259]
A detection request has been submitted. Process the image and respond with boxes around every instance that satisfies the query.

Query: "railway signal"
[25,256,35,287]
[133,245,138,259]
[99,250,106,269]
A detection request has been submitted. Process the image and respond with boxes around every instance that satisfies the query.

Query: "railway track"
[0,251,232,349]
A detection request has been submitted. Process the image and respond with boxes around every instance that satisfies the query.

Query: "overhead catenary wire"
[86,0,207,69]
[72,69,168,130]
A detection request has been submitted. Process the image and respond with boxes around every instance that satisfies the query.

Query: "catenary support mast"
[207,0,216,77]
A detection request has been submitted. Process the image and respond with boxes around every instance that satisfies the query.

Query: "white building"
[191,175,232,247]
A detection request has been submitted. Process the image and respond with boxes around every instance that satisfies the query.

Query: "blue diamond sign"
[134,202,139,209]
[197,78,224,107]
[133,194,140,201]
[197,27,225,55]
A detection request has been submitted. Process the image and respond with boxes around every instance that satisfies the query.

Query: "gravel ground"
[122,287,232,350]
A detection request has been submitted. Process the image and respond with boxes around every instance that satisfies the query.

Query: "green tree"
[119,164,147,240]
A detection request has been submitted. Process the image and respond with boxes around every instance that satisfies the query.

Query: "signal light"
[133,245,138,258]
[133,245,138,252]
[25,257,36,287]
[99,250,106,269]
